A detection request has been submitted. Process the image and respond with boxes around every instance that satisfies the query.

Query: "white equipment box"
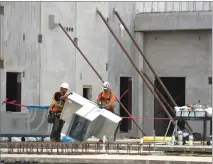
[60,92,122,142]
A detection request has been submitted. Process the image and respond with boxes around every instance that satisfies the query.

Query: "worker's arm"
[96,93,102,104]
[54,92,62,102]
[60,94,69,101]
[105,93,116,109]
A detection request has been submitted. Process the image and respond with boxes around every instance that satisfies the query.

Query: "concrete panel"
[75,2,108,102]
[0,2,41,111]
[142,30,212,135]
[135,11,212,31]
[40,2,76,105]
[134,32,144,137]
[136,1,212,13]
[107,2,140,137]
[0,2,51,136]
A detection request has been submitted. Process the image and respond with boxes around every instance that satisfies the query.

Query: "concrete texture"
[135,11,212,31]
[1,154,212,164]
[0,2,41,111]
[107,2,139,137]
[0,2,141,137]
[135,1,212,13]
[141,30,212,135]
[0,2,212,138]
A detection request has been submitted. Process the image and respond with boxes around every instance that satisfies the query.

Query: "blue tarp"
[27,105,49,110]
[61,134,77,142]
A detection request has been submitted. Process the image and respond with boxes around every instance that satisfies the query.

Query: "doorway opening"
[120,77,132,132]
[6,72,22,112]
[154,77,185,136]
[83,85,92,100]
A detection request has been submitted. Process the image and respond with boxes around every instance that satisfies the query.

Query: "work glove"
[98,104,106,109]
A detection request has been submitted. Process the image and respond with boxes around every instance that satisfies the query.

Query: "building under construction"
[0,1,212,140]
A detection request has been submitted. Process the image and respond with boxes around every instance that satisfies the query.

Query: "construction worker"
[48,82,69,142]
[96,81,116,113]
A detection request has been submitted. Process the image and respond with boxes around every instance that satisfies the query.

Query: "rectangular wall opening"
[154,77,185,136]
[6,72,22,112]
[120,77,132,133]
[83,85,92,100]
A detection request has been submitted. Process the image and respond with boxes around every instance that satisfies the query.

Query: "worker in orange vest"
[96,81,116,113]
[48,82,69,142]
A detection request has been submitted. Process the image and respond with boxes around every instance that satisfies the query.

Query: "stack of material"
[175,104,212,117]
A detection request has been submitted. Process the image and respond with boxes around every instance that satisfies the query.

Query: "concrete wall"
[135,11,212,31]
[136,1,212,13]
[107,2,141,137]
[142,30,212,135]
[0,2,41,111]
[40,2,77,105]
[75,2,108,101]
[0,2,143,137]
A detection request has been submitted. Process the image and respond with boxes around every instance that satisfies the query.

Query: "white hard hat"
[60,82,69,90]
[102,81,110,89]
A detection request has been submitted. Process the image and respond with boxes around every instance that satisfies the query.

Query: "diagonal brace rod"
[96,9,179,129]
[113,9,192,133]
[58,23,146,136]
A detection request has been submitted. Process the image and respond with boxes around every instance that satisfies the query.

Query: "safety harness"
[100,91,111,102]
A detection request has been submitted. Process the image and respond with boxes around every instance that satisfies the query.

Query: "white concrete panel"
[40,2,76,104]
[75,2,109,102]
[136,1,212,13]
[142,30,212,135]
[108,2,139,137]
[1,2,41,111]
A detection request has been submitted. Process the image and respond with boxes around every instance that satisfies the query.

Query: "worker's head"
[60,82,69,94]
[102,81,110,92]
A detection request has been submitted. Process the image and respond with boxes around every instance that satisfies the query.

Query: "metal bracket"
[0,57,4,69]
[38,34,42,43]
[74,38,78,45]
[49,14,58,30]
[0,5,4,15]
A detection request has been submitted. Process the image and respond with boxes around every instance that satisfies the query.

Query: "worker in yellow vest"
[48,82,69,142]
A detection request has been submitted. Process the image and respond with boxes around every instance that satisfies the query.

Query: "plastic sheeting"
[175,105,212,117]
[0,134,76,142]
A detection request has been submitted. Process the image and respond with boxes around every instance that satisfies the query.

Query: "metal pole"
[141,70,174,113]
[96,10,178,128]
[113,9,193,133]
[58,23,146,136]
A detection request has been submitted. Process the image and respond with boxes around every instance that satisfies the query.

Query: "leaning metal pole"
[113,9,193,133]
[96,9,178,129]
[58,23,146,136]
[141,70,180,132]
[141,70,174,113]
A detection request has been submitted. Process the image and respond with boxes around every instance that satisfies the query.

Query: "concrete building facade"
[0,1,212,138]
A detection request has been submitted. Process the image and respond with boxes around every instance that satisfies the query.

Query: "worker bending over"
[48,82,69,142]
[96,81,116,113]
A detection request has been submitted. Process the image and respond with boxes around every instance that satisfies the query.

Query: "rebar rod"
[58,23,146,136]
[113,9,193,133]
[96,9,178,128]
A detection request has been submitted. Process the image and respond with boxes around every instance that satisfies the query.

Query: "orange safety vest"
[99,91,115,112]
[49,92,65,112]
[100,91,111,103]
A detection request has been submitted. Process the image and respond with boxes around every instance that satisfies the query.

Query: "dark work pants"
[50,114,65,142]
